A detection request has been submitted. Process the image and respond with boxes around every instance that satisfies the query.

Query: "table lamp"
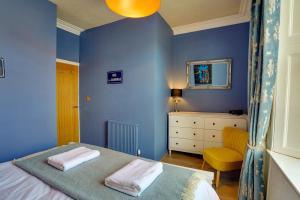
[171,89,182,112]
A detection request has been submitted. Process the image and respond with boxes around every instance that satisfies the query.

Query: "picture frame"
[186,58,232,90]
[107,70,123,84]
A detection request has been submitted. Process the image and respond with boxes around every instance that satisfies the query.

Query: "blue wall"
[80,14,172,160]
[172,23,249,113]
[153,16,173,159]
[57,28,80,62]
[0,0,57,162]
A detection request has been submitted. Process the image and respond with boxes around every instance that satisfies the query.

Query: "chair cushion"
[203,147,244,171]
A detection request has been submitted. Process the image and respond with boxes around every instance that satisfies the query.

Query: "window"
[271,0,300,158]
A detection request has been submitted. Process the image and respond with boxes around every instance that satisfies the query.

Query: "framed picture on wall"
[107,70,123,84]
[186,58,232,89]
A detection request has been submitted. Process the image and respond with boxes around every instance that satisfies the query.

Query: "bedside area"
[168,112,248,156]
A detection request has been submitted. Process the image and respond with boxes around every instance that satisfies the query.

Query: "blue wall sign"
[107,70,123,84]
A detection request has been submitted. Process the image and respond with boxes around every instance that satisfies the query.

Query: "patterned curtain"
[238,0,280,200]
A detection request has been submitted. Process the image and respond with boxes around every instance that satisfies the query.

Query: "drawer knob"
[212,135,216,138]
[176,120,178,123]
[193,145,196,147]
[176,131,178,134]
[213,122,215,126]
[193,121,196,124]
[176,143,178,145]
[234,124,237,127]
[193,133,196,136]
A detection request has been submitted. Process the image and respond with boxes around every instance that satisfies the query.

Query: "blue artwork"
[194,64,212,85]
[107,70,123,84]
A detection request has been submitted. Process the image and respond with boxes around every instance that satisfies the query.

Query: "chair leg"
[201,160,205,169]
[216,170,221,188]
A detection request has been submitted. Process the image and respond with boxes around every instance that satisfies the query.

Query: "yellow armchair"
[202,127,248,188]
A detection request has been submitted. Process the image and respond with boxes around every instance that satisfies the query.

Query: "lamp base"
[173,99,180,112]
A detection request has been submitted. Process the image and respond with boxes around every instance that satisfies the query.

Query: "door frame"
[56,58,80,144]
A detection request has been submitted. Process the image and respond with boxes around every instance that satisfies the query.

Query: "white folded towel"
[47,147,100,171]
[105,159,163,197]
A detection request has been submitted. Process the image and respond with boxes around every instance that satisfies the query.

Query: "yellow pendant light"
[105,0,160,18]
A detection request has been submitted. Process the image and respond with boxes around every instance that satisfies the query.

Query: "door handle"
[73,106,79,108]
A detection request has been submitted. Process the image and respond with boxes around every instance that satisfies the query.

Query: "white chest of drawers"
[168,112,248,155]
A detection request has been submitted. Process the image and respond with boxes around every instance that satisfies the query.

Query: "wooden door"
[56,62,79,146]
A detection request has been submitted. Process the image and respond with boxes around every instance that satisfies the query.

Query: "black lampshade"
[171,89,182,97]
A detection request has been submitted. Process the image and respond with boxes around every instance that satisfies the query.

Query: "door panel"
[273,0,300,158]
[56,62,79,146]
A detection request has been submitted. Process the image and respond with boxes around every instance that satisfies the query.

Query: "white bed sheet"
[0,162,71,200]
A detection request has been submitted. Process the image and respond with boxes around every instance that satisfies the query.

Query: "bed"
[0,143,220,200]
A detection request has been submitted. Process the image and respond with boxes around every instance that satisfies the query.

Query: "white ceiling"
[50,0,123,30]
[50,0,249,34]
[160,0,241,27]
